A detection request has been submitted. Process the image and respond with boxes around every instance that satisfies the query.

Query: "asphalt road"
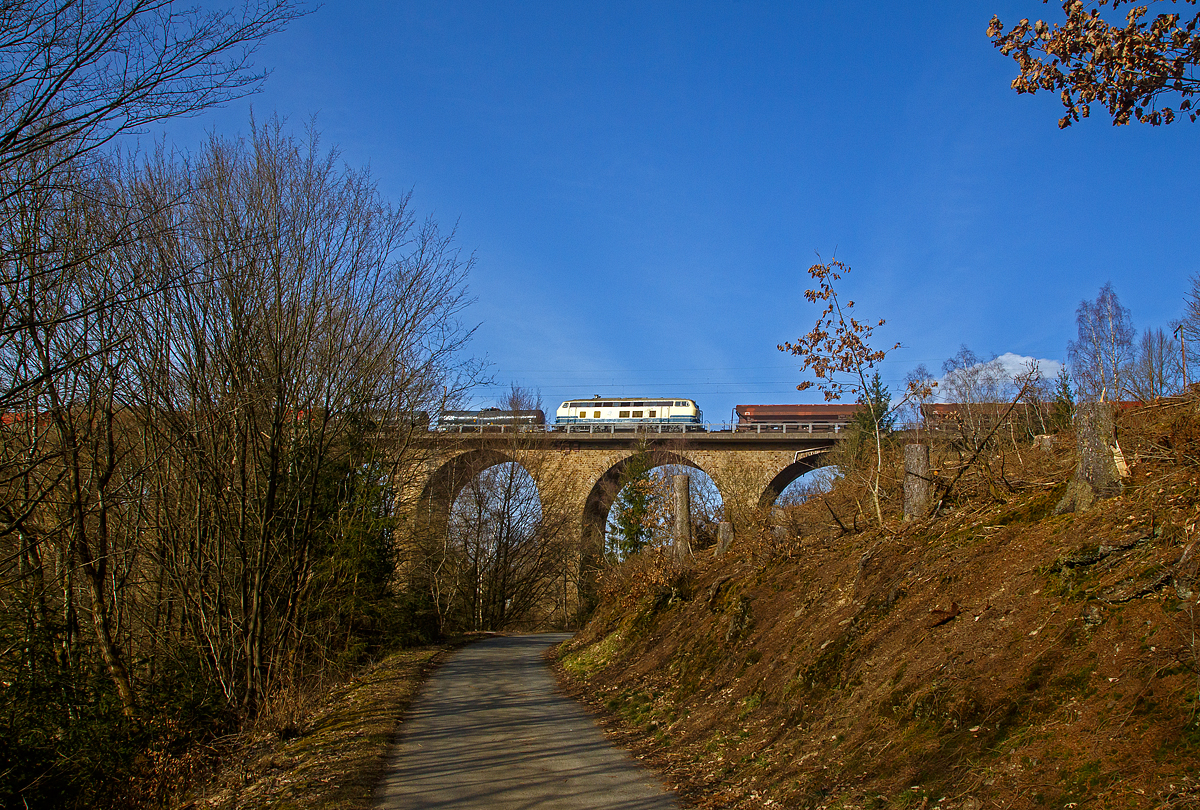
[374,633,679,809]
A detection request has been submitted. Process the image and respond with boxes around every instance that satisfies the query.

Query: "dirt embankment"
[558,400,1200,810]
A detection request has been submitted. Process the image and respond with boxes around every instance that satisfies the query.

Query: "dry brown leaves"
[990,1,1200,127]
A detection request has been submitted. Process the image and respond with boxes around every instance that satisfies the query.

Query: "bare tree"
[1179,273,1200,382]
[607,457,724,556]
[134,117,477,710]
[900,363,937,435]
[436,387,575,632]
[941,347,1011,403]
[1068,282,1136,401]
[776,467,839,507]
[0,155,164,719]
[1127,326,1183,401]
[936,346,1018,451]
[0,1,304,410]
[0,1,303,189]
[934,362,1045,507]
[0,114,480,795]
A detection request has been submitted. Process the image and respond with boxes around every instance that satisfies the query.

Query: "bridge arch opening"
[419,447,521,520]
[414,449,573,633]
[776,465,840,505]
[757,451,833,507]
[582,449,727,560]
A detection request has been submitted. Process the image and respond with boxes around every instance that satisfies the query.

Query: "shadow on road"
[374,634,678,809]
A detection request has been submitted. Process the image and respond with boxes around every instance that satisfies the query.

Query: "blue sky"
[153,1,1200,425]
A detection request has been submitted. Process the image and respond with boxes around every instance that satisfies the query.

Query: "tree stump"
[672,474,692,567]
[715,521,733,557]
[904,444,932,521]
[770,505,787,544]
[1055,402,1122,515]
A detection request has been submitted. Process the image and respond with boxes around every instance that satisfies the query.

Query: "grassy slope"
[180,644,456,810]
[559,401,1200,810]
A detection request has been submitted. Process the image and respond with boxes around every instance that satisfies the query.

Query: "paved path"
[375,633,678,809]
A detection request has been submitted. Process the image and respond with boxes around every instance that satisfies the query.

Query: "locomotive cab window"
[594,411,601,418]
[648,410,656,417]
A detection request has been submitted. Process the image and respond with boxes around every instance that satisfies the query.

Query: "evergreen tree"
[609,450,657,559]
[1052,367,1075,432]
[854,371,894,435]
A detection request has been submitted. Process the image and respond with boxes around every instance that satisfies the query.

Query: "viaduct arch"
[399,432,838,572]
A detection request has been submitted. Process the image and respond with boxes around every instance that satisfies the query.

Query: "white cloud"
[993,352,1063,380]
[928,352,1063,402]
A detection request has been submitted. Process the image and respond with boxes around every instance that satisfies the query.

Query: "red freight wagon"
[734,404,859,433]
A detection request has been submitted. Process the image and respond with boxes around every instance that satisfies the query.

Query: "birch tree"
[1067,282,1136,401]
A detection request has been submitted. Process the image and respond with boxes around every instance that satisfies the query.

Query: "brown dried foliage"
[778,259,896,403]
[779,259,901,527]
[598,548,684,614]
[990,1,1200,127]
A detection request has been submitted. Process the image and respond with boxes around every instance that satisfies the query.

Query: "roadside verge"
[180,642,467,810]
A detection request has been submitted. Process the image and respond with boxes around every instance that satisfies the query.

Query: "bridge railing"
[432,422,848,435]
[731,422,847,434]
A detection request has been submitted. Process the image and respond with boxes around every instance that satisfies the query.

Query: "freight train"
[734,403,857,433]
[435,400,855,434]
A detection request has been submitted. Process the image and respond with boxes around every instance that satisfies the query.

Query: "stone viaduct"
[396,429,841,566]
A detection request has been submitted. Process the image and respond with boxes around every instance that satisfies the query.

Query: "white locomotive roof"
[561,398,694,405]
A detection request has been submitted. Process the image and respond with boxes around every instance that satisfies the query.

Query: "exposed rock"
[928,601,961,628]
[1174,541,1198,600]
[1100,567,1174,604]
[706,574,734,610]
[1059,534,1145,569]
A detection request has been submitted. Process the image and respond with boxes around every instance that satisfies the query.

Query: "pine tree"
[854,371,894,435]
[609,450,657,559]
[1052,368,1075,432]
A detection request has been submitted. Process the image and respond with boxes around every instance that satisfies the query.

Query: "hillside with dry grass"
[557,396,1200,810]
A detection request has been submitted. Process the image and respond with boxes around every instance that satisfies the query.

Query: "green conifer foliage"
[1052,368,1076,432]
[854,371,894,435]
[609,451,658,559]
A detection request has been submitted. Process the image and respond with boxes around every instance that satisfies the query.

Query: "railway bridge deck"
[401,424,842,553]
[393,424,849,624]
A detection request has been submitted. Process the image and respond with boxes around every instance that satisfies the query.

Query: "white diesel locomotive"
[554,398,703,431]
